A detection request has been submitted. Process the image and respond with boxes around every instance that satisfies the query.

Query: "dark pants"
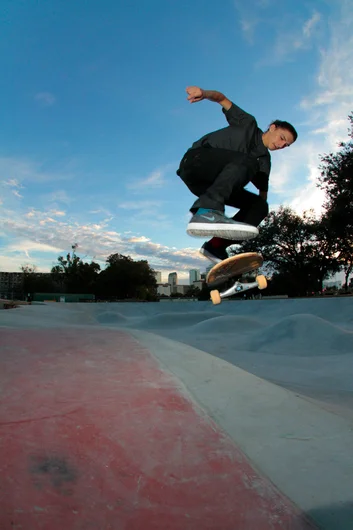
[177,146,268,228]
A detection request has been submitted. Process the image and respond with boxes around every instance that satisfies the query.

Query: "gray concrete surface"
[1,298,353,529]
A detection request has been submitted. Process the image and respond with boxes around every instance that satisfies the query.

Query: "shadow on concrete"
[307,501,353,530]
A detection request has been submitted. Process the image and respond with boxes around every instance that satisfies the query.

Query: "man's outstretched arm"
[185,86,255,127]
[186,86,232,110]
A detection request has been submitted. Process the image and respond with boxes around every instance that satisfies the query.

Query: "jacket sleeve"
[251,156,271,192]
[251,172,269,192]
[222,102,255,126]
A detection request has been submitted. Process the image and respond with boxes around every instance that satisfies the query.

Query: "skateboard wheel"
[210,290,221,305]
[256,275,267,290]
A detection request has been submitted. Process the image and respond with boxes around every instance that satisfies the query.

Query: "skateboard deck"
[206,253,267,305]
[206,252,263,287]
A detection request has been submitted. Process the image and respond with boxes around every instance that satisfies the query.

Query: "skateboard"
[206,252,267,305]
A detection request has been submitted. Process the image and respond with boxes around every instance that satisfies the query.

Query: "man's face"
[265,125,295,151]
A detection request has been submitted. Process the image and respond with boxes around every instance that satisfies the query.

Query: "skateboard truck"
[206,252,267,305]
[210,275,267,305]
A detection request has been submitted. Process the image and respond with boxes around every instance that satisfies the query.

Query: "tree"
[318,113,353,290]
[185,285,201,298]
[20,264,56,296]
[339,240,353,292]
[51,244,101,293]
[232,206,340,296]
[20,264,37,298]
[96,253,157,300]
[21,247,158,301]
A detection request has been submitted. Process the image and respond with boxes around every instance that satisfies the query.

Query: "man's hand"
[186,86,232,110]
[259,191,268,201]
[186,86,205,103]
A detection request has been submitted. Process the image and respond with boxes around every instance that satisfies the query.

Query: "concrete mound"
[191,315,264,334]
[95,311,129,324]
[247,313,353,355]
[133,311,221,330]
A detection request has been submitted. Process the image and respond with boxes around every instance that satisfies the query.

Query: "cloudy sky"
[1,0,352,282]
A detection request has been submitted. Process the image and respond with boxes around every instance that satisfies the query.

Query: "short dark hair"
[270,120,298,142]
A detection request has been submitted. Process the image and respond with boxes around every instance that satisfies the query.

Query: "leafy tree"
[338,239,353,292]
[20,264,38,296]
[20,264,56,296]
[51,244,100,293]
[22,246,157,301]
[232,206,340,296]
[96,253,157,300]
[185,285,201,298]
[318,113,353,290]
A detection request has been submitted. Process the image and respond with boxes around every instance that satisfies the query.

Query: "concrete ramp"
[131,329,353,530]
[1,301,353,529]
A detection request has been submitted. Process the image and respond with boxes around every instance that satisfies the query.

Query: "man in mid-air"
[177,86,297,263]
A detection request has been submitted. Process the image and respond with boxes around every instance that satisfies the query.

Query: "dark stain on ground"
[29,455,77,494]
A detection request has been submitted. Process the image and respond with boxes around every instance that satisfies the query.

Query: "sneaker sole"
[187,223,259,240]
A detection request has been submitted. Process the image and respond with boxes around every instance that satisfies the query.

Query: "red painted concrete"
[0,328,317,529]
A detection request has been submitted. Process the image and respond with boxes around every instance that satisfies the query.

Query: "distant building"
[193,281,204,290]
[154,271,162,283]
[205,264,213,277]
[0,272,23,300]
[0,270,62,300]
[176,285,188,296]
[168,272,178,294]
[157,283,171,296]
[189,269,200,284]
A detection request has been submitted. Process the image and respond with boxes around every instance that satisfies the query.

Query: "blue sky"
[1,0,352,283]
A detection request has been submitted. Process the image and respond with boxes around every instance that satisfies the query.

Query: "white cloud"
[0,157,74,185]
[3,178,23,188]
[49,209,66,217]
[270,1,353,217]
[236,2,322,56]
[6,240,61,254]
[268,139,322,196]
[271,140,327,217]
[116,199,171,230]
[270,10,322,63]
[234,1,260,44]
[25,210,37,218]
[127,236,150,243]
[0,254,35,273]
[43,190,74,205]
[269,147,299,194]
[299,3,353,149]
[0,199,206,274]
[39,217,57,225]
[117,200,162,210]
[126,163,175,191]
[290,183,326,217]
[0,239,63,273]
[35,92,56,107]
[120,237,204,271]
[1,176,24,202]
[127,169,165,190]
[303,11,321,39]
[240,18,258,44]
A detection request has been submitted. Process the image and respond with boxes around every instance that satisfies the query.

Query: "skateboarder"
[176,86,298,263]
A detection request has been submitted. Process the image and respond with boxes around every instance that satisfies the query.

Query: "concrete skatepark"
[1,297,352,529]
